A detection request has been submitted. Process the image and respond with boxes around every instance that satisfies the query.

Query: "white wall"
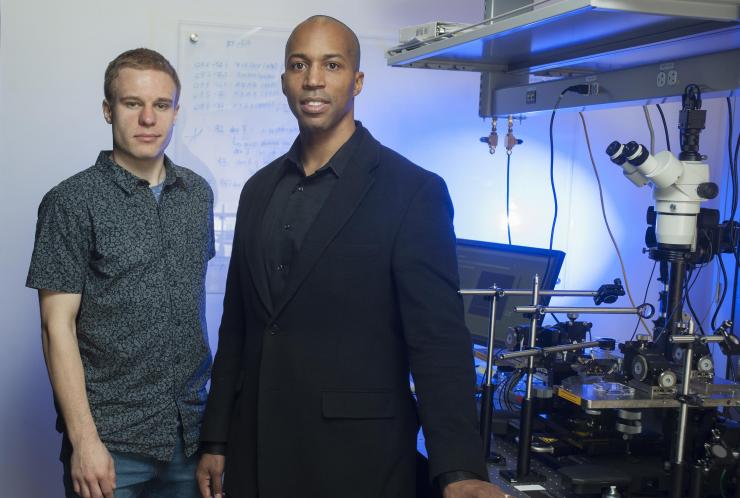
[1,1,736,495]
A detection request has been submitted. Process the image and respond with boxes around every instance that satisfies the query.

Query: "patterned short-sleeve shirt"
[27,151,215,461]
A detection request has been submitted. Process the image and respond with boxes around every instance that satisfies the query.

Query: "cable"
[727,99,737,223]
[685,266,706,336]
[542,85,590,283]
[656,103,671,152]
[506,152,512,245]
[734,131,740,218]
[711,252,729,331]
[726,99,739,345]
[729,356,736,382]
[579,111,653,337]
[643,105,656,154]
[630,260,658,340]
[547,94,564,253]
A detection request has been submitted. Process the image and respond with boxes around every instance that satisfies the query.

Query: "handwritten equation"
[176,24,297,209]
[175,25,298,292]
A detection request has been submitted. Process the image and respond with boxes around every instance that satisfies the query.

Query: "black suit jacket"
[201,128,487,498]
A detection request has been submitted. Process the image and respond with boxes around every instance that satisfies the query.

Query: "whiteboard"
[175,23,298,293]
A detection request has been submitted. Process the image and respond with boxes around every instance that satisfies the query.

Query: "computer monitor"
[456,239,565,347]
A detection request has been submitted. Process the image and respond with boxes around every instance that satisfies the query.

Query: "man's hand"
[443,479,512,498]
[70,436,116,498]
[197,453,226,498]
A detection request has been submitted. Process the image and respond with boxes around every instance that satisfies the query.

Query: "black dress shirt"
[261,127,362,308]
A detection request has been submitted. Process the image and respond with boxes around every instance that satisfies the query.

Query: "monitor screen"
[456,239,565,347]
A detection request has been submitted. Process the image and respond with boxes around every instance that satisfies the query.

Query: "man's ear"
[102,100,112,124]
[353,71,364,97]
[281,73,287,96]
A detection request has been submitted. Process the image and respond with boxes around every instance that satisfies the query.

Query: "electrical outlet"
[667,70,678,86]
[657,71,667,87]
[526,90,536,104]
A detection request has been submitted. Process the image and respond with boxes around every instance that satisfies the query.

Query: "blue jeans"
[63,431,199,498]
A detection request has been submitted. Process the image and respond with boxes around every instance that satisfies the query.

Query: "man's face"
[103,68,179,165]
[282,21,363,136]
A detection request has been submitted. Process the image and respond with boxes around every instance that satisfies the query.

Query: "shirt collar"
[96,151,185,194]
[284,121,366,178]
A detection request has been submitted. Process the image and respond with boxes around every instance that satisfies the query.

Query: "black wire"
[732,239,740,349]
[685,266,706,336]
[510,371,524,411]
[499,371,509,410]
[501,371,512,411]
[726,100,739,351]
[505,371,515,411]
[631,260,658,340]
[711,253,729,331]
[656,103,671,152]
[732,129,740,223]
[506,152,512,245]
[548,100,560,252]
[506,371,520,412]
[542,92,565,284]
[503,369,524,412]
[730,355,736,381]
[728,99,738,224]
[496,367,507,410]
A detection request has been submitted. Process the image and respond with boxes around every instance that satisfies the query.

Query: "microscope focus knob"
[697,182,719,199]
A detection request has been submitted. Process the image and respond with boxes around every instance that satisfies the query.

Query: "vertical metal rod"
[671,320,694,498]
[479,288,498,457]
[516,274,540,479]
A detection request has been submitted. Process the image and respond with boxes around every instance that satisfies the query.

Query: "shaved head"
[285,15,361,71]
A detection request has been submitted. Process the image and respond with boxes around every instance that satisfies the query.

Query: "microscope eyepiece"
[625,142,649,166]
[606,141,627,165]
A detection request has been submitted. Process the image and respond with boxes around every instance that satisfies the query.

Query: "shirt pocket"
[90,216,158,278]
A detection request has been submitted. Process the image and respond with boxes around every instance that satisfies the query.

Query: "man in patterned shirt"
[27,48,214,498]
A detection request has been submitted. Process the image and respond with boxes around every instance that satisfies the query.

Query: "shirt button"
[276,264,287,272]
[296,185,304,192]
[283,224,292,231]
[269,323,280,335]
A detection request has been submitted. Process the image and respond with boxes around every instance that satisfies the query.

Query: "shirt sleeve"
[26,187,90,293]
[391,173,488,481]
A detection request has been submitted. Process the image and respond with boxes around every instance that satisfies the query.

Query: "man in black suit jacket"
[197,15,508,498]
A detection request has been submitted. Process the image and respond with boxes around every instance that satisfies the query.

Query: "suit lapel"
[272,132,380,318]
[244,160,286,316]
